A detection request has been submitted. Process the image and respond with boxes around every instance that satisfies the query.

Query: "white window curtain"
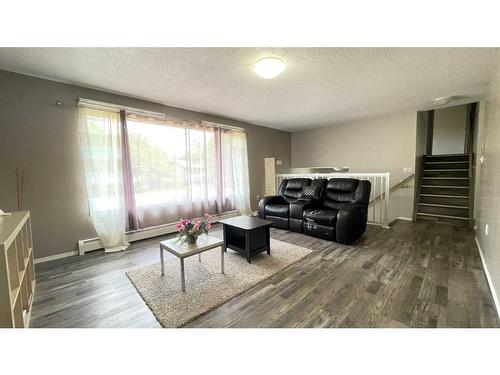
[126,118,222,228]
[221,130,252,215]
[78,106,129,252]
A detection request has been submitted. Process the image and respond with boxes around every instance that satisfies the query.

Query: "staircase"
[416,154,471,226]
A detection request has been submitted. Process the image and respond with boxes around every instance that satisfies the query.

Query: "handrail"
[276,172,391,228]
[369,173,415,206]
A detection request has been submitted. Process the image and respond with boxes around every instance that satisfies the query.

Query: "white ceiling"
[0,48,497,131]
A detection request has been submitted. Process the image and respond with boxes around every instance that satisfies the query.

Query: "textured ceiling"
[0,48,497,131]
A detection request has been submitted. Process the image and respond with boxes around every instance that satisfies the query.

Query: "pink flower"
[194,222,200,230]
[176,223,184,232]
[206,223,212,230]
[204,213,212,221]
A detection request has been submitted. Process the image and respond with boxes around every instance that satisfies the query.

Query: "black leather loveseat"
[258,177,371,244]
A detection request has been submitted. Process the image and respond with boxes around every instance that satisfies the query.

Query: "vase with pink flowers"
[175,214,213,245]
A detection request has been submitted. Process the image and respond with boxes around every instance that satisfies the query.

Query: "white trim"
[78,210,239,255]
[386,217,414,227]
[34,250,79,264]
[367,221,390,229]
[475,237,500,319]
[397,217,413,221]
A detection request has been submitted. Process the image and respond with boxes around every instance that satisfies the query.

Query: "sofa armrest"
[289,198,315,219]
[335,204,368,244]
[258,195,287,218]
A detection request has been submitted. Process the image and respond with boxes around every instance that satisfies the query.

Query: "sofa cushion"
[280,178,311,203]
[303,208,339,227]
[322,178,359,210]
[303,185,322,199]
[265,204,289,218]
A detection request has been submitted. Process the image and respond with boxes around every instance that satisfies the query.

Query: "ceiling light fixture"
[253,57,286,79]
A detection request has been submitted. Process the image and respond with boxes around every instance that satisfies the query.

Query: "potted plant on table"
[176,214,213,245]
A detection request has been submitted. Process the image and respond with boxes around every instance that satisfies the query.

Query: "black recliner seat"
[258,178,311,229]
[289,178,327,232]
[301,178,371,244]
[258,177,371,244]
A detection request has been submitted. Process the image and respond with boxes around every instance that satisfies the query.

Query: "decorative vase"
[186,234,199,245]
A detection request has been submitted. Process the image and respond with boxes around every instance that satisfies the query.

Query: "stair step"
[423,170,469,178]
[424,169,468,172]
[418,203,469,209]
[419,194,469,207]
[416,213,470,227]
[425,161,468,164]
[417,212,469,221]
[420,186,469,196]
[421,178,469,186]
[418,202,470,217]
[427,153,469,156]
[425,154,469,161]
[420,194,468,198]
[422,177,469,179]
[424,162,469,171]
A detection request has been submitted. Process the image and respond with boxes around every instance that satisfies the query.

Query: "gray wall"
[415,111,430,158]
[432,104,467,155]
[0,70,291,258]
[474,57,500,309]
[413,111,431,219]
[291,111,418,221]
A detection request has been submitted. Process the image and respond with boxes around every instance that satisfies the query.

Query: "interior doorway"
[412,102,478,226]
[422,103,477,156]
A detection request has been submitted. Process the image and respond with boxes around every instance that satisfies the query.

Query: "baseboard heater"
[77,210,239,256]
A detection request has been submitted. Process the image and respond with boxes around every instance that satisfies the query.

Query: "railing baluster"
[372,176,376,222]
[379,176,383,224]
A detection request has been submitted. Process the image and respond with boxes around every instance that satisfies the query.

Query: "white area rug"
[126,239,312,327]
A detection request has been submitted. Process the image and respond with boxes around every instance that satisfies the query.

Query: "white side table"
[159,235,225,292]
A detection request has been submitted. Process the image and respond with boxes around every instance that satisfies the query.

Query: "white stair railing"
[275,172,391,228]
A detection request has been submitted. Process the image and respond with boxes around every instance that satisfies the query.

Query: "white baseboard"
[385,216,414,227]
[78,210,239,255]
[475,236,500,319]
[397,216,413,221]
[367,221,390,229]
[34,250,79,264]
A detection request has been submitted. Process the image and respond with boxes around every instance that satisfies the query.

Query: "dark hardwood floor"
[31,220,499,328]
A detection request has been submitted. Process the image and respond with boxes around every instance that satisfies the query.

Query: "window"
[127,117,222,227]
[79,104,251,238]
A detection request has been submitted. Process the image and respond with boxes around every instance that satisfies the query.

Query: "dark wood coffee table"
[219,216,273,263]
